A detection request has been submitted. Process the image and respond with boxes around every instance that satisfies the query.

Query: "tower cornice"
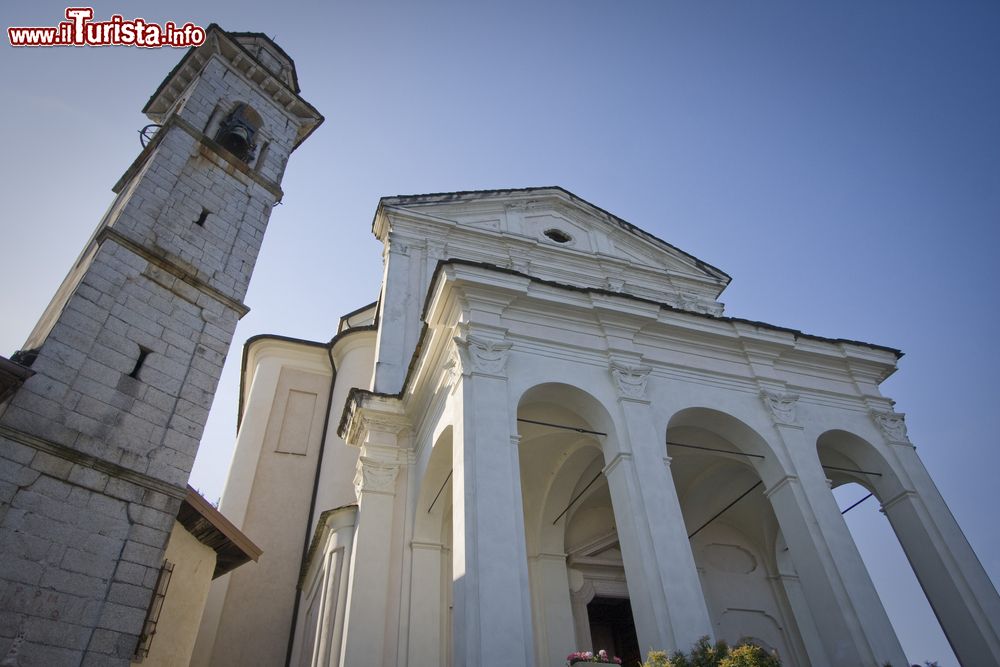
[143,24,323,149]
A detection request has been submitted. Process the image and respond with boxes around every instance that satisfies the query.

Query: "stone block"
[39,567,107,600]
[25,615,92,651]
[0,460,40,488]
[0,527,52,562]
[113,561,149,587]
[0,555,44,585]
[107,581,152,610]
[62,547,117,580]
[0,438,37,466]
[103,478,145,504]
[95,601,145,635]
[28,452,73,481]
[82,532,124,560]
[120,541,162,568]
[67,464,110,493]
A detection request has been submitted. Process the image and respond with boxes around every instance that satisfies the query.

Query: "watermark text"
[8,8,206,48]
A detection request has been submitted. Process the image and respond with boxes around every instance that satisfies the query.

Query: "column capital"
[870,410,911,446]
[609,360,652,401]
[353,456,401,497]
[760,389,801,427]
[453,329,512,379]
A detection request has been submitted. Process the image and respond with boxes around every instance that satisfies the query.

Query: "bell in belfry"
[215,102,262,162]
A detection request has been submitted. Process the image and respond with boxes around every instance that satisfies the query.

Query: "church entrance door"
[587,597,641,666]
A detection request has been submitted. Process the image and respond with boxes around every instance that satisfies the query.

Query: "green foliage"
[642,651,670,667]
[642,636,780,667]
[719,643,780,667]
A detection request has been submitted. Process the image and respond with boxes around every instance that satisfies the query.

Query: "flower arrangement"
[567,649,624,665]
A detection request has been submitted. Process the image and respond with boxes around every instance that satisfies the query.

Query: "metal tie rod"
[551,471,604,525]
[688,481,763,540]
[427,470,452,514]
[667,441,765,459]
[517,417,606,437]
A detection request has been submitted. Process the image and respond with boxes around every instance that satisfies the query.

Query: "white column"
[770,572,827,667]
[873,415,1000,665]
[452,331,534,667]
[759,392,906,667]
[315,508,356,667]
[339,455,402,667]
[529,553,576,667]
[605,362,713,653]
[406,542,444,667]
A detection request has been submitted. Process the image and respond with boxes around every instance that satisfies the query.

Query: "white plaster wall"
[193,340,331,667]
[132,522,216,667]
[310,329,376,525]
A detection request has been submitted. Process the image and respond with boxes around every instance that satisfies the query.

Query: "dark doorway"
[587,597,641,666]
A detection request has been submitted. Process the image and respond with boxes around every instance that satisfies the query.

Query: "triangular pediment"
[376,187,730,298]
[374,187,731,311]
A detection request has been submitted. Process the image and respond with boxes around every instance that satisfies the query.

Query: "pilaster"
[604,359,713,653]
[450,328,535,667]
[339,398,411,667]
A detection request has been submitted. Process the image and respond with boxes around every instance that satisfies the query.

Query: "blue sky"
[2,2,998,664]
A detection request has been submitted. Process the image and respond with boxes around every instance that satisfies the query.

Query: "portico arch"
[817,429,1000,665]
[516,383,626,666]
[516,382,714,665]
[407,427,453,667]
[666,407,805,665]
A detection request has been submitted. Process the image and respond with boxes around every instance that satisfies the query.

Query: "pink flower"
[599,650,608,659]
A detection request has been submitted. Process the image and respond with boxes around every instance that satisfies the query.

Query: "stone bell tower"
[0,27,322,665]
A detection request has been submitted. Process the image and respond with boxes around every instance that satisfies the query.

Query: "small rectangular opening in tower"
[195,208,210,226]
[130,347,151,379]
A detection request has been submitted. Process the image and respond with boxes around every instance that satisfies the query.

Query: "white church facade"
[192,187,1000,667]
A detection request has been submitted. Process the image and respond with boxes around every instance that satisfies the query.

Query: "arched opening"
[214,102,263,163]
[666,408,807,665]
[818,430,957,666]
[408,426,454,667]
[517,383,641,667]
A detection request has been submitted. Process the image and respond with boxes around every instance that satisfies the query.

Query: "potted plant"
[567,649,624,665]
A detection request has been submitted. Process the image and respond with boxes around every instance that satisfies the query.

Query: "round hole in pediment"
[543,228,572,243]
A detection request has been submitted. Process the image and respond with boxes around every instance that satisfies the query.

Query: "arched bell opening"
[516,383,641,667]
[214,102,263,163]
[666,408,806,665]
[817,430,957,666]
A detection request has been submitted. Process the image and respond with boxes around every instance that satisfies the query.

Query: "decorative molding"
[763,475,799,499]
[602,451,632,476]
[411,540,444,552]
[609,361,651,400]
[761,389,799,426]
[442,347,461,389]
[354,457,400,497]
[99,226,250,317]
[606,278,625,293]
[0,424,185,500]
[510,257,532,275]
[880,489,917,514]
[532,552,569,563]
[339,392,409,447]
[871,410,909,444]
[454,333,512,377]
